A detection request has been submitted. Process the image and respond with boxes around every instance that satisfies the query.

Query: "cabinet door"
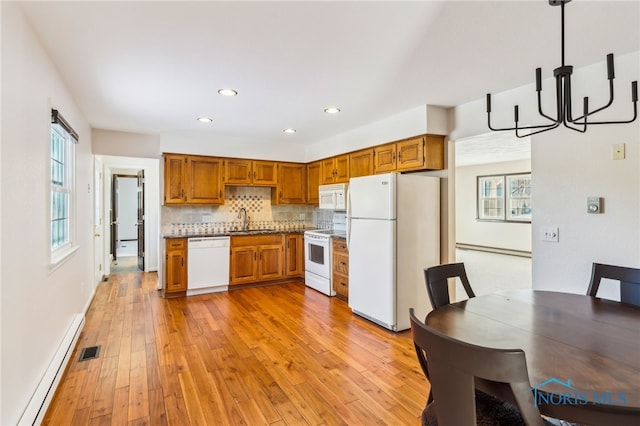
[307,161,321,205]
[164,154,186,204]
[320,158,337,184]
[277,163,306,204]
[285,234,304,277]
[424,135,445,170]
[258,245,284,280]
[230,246,258,284]
[334,154,350,183]
[374,143,397,174]
[349,149,374,178]
[186,156,224,204]
[396,137,425,171]
[252,160,278,186]
[225,158,252,185]
[165,239,187,293]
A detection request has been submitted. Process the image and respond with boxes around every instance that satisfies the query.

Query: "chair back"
[587,263,640,307]
[424,263,475,309]
[409,308,544,426]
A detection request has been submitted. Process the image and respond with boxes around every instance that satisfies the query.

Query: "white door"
[349,173,396,220]
[348,217,396,329]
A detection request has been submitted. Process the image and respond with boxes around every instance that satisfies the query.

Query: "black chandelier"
[486,0,638,138]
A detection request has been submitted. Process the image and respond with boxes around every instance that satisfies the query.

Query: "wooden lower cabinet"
[164,238,187,297]
[230,234,285,285]
[332,238,349,301]
[285,233,304,278]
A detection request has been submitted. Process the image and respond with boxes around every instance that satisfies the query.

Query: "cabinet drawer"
[332,238,348,253]
[333,274,349,298]
[333,252,349,275]
[166,238,186,250]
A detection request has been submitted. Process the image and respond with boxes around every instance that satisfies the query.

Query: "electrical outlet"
[541,226,559,242]
[202,214,212,223]
[299,213,306,220]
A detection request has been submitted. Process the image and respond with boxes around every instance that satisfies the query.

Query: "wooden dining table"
[424,289,640,425]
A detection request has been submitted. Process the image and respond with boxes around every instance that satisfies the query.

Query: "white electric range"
[303,213,347,296]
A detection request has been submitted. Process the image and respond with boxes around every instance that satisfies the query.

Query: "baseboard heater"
[18,313,85,426]
[456,243,531,258]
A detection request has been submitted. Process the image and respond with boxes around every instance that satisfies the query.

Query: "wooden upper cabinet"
[349,148,374,178]
[275,162,306,204]
[373,143,397,174]
[396,136,425,171]
[424,135,445,170]
[225,159,277,186]
[307,161,321,205]
[164,154,186,204]
[186,155,224,204]
[321,154,349,184]
[252,160,278,186]
[374,135,445,173]
[164,154,223,205]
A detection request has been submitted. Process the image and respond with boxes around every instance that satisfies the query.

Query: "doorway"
[110,172,145,273]
[453,132,532,298]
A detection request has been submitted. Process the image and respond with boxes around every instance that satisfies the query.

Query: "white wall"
[456,159,532,252]
[452,51,640,299]
[1,3,96,424]
[304,105,449,162]
[93,128,160,158]
[160,131,306,162]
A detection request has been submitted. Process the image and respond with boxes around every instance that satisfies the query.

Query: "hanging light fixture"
[486,0,637,138]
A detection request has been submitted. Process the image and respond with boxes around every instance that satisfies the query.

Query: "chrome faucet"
[237,207,249,231]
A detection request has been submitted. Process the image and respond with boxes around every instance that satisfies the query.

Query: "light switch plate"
[613,143,625,160]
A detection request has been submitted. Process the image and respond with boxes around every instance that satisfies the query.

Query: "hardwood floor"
[43,271,430,425]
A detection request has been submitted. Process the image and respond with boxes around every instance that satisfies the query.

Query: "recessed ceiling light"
[283,128,296,134]
[196,117,213,123]
[218,88,238,96]
[324,107,341,114]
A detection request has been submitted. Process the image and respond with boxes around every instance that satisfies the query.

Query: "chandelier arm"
[515,121,562,138]
[570,79,615,122]
[572,103,638,126]
[562,120,587,133]
[537,89,558,122]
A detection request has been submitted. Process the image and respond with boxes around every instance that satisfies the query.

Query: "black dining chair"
[587,263,640,307]
[409,308,546,426]
[424,262,476,309]
[417,262,476,405]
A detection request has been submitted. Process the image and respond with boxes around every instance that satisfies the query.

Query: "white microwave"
[318,183,348,210]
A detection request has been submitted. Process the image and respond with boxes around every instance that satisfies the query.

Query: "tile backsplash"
[161,186,332,234]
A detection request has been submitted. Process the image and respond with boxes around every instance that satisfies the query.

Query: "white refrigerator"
[347,172,440,331]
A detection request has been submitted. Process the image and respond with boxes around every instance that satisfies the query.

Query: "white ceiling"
[17,1,640,147]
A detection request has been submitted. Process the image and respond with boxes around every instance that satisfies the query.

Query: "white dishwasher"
[187,236,230,296]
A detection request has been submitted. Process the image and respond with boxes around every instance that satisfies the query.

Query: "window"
[50,109,78,263]
[477,173,531,222]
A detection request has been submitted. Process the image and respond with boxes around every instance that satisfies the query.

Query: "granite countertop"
[163,229,308,239]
